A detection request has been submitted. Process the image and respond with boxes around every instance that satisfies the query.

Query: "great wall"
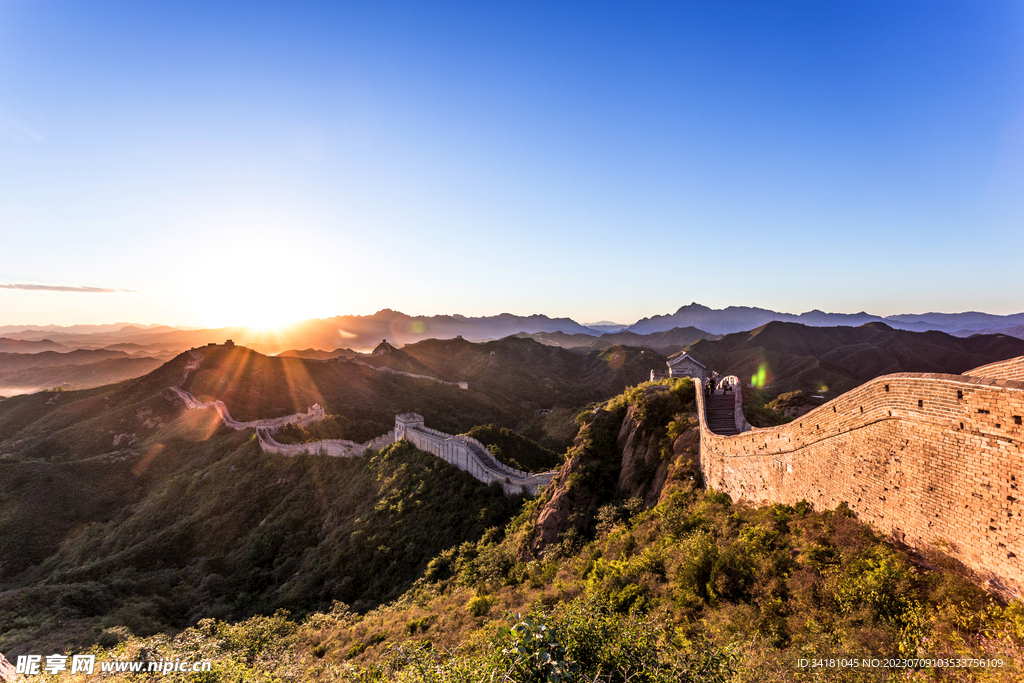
[695,354,1024,598]
[171,349,555,495]
[172,343,1024,595]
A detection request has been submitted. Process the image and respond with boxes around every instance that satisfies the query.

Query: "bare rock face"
[517,408,621,560]
[616,393,702,506]
[0,652,16,682]
[658,423,701,502]
[522,452,587,558]
[616,402,670,506]
[517,391,702,559]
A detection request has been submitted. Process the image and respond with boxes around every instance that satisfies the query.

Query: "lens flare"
[602,348,625,369]
[751,364,767,388]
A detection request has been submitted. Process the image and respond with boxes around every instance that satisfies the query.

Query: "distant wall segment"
[172,349,549,496]
[256,427,395,458]
[696,358,1024,597]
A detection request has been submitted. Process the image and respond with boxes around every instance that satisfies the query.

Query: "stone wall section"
[398,413,555,495]
[696,361,1024,597]
[966,356,1024,383]
[454,433,532,479]
[257,427,395,457]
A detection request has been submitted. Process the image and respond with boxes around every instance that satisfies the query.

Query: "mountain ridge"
[2,304,1024,360]
[628,303,1024,336]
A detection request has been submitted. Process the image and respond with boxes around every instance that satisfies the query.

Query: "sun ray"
[203,345,257,425]
[279,355,325,417]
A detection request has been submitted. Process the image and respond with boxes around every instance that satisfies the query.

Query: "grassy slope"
[0,356,164,391]
[393,337,666,408]
[184,346,528,438]
[463,424,563,472]
[0,353,189,462]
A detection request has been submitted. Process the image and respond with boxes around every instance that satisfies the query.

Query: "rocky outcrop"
[656,420,702,503]
[517,407,623,559]
[518,384,701,558]
[615,402,672,506]
[616,400,702,506]
[0,652,16,682]
[522,450,592,558]
[615,402,666,505]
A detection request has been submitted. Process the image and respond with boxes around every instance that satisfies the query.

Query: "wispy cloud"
[0,282,138,293]
[0,108,43,145]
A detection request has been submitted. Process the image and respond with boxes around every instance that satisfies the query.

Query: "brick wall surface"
[966,356,1024,383]
[697,363,1024,597]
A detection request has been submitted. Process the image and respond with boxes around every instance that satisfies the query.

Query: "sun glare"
[183,240,340,330]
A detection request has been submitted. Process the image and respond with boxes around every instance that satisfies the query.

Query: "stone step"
[705,392,739,434]
[465,440,501,470]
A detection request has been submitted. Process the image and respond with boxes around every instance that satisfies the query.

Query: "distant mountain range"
[513,326,717,357]
[1,304,1022,365]
[0,337,69,353]
[0,348,167,395]
[627,303,1024,336]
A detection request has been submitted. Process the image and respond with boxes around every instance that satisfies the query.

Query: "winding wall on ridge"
[171,348,553,496]
[395,413,555,495]
[696,356,1024,597]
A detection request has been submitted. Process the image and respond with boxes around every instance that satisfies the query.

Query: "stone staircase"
[706,392,739,435]
[465,439,502,470]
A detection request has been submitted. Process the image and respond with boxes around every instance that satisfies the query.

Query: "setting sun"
[182,240,341,330]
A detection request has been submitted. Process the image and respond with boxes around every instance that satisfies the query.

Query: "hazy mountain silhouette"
[3,305,1023,360]
[629,303,1024,336]
[679,321,1024,394]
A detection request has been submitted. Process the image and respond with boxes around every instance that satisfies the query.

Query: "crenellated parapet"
[396,413,555,495]
[256,427,395,457]
[695,357,1024,597]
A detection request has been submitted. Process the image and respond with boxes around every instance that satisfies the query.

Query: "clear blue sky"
[2,1,1022,327]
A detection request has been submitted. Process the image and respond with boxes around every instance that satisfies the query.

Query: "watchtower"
[394,412,424,440]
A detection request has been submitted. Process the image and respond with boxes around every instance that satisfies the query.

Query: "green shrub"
[494,613,576,682]
[835,546,927,653]
[675,530,720,607]
[466,594,494,617]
